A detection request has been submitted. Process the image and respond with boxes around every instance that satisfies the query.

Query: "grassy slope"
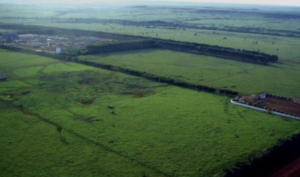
[1,49,300,176]
[79,49,300,98]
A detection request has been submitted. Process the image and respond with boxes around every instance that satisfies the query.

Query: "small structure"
[56,48,62,54]
[259,93,267,100]
[87,36,100,41]
[18,34,35,40]
[0,75,8,81]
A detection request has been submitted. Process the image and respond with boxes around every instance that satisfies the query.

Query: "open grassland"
[1,4,300,30]
[1,4,300,62]
[39,22,299,61]
[79,49,300,98]
[1,49,300,176]
[0,102,163,177]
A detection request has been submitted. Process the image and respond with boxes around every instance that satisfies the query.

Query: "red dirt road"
[271,157,300,177]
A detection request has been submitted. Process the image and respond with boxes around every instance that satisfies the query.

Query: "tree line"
[155,40,278,63]
[75,39,278,64]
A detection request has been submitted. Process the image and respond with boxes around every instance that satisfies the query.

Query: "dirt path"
[271,157,300,177]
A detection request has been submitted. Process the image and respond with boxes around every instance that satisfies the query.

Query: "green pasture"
[0,102,162,177]
[18,22,297,61]
[1,4,300,62]
[1,49,300,176]
[1,4,300,31]
[79,49,300,98]
[1,3,300,177]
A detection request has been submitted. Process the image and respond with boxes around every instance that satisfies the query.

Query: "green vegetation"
[1,49,300,176]
[1,2,300,176]
[0,102,164,177]
[0,24,278,64]
[80,39,278,63]
[1,4,300,62]
[79,49,300,98]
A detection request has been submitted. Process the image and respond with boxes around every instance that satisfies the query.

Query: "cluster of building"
[0,33,19,43]
[0,32,114,54]
[231,93,300,120]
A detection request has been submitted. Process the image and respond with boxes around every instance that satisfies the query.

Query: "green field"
[1,49,300,176]
[1,4,300,62]
[1,2,300,176]
[78,49,300,98]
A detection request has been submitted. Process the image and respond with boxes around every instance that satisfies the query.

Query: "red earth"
[262,97,300,117]
[270,157,300,177]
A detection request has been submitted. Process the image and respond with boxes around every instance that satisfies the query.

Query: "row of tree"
[73,39,278,64]
[74,58,239,96]
[62,40,157,56]
[82,40,157,55]
[155,40,278,63]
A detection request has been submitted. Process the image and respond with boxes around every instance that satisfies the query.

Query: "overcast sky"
[3,0,300,6]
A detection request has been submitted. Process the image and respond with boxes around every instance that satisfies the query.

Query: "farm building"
[87,36,100,41]
[18,34,36,40]
[0,75,8,81]
[232,93,300,120]
[56,48,62,54]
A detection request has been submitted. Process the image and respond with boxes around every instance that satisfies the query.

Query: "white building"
[56,48,62,54]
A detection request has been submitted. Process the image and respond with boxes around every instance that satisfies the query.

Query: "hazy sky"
[4,0,300,6]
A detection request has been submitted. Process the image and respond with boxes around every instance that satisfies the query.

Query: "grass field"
[0,103,164,177]
[1,2,300,176]
[1,4,300,61]
[78,49,300,98]
[1,49,300,176]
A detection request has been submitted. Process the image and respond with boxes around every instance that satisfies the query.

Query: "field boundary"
[0,46,239,97]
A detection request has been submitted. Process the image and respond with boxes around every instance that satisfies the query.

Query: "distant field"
[0,28,15,33]
[1,4,300,61]
[8,22,296,62]
[79,49,300,98]
[1,49,300,176]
